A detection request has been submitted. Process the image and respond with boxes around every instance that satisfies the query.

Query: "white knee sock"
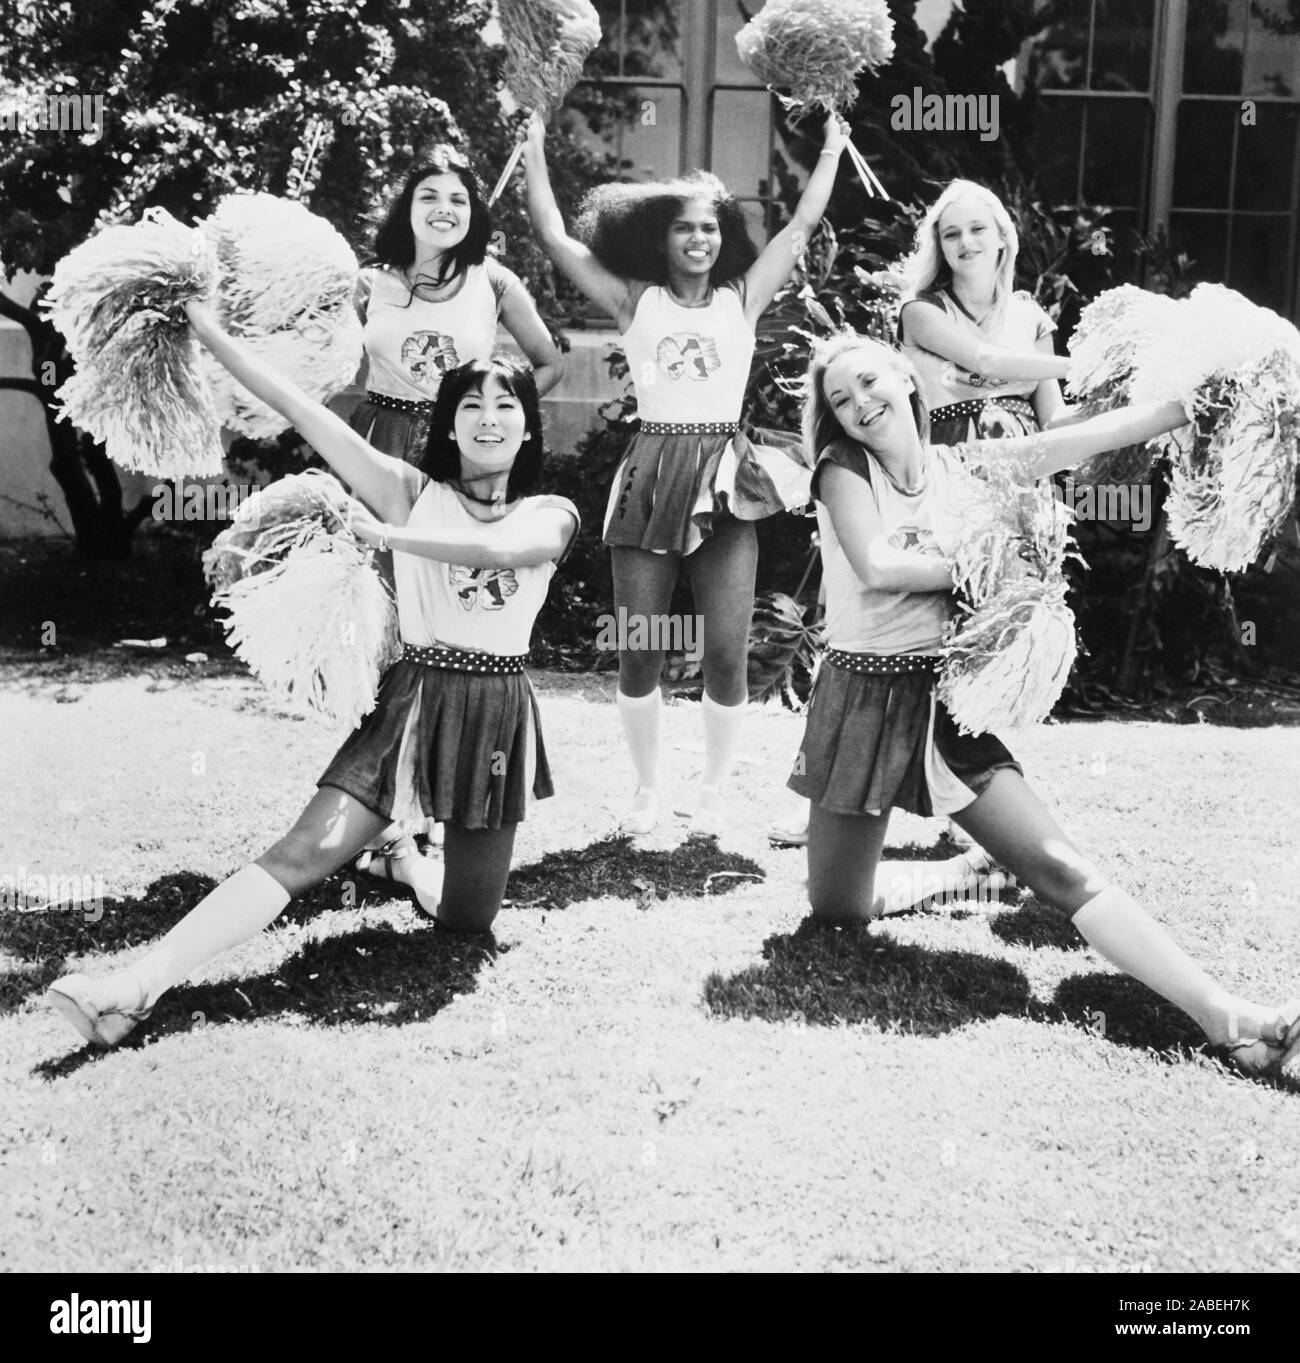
[700,692,745,792]
[616,688,662,790]
[130,864,292,1005]
[1071,886,1228,1035]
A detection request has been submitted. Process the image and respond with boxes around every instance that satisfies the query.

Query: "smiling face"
[663,196,722,279]
[821,345,916,449]
[936,194,1004,281]
[409,171,472,254]
[453,374,527,476]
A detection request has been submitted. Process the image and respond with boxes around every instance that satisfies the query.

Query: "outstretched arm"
[821,463,955,594]
[743,116,850,326]
[522,113,634,327]
[985,399,1189,480]
[899,299,1071,382]
[349,500,578,571]
[185,300,411,524]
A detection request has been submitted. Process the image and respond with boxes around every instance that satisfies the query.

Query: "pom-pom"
[45,208,224,477]
[204,470,399,727]
[1065,284,1180,486]
[198,193,363,441]
[938,442,1079,734]
[735,0,895,114]
[498,0,602,119]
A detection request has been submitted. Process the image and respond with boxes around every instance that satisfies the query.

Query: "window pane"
[567,84,683,181]
[1091,0,1155,91]
[711,90,773,199]
[1184,0,1247,94]
[1082,100,1151,205]
[1169,210,1229,281]
[1032,96,1084,200]
[1234,103,1299,210]
[1174,101,1234,207]
[1244,1,1300,97]
[1032,2,1090,90]
[716,0,758,84]
[1226,214,1295,312]
[586,0,683,82]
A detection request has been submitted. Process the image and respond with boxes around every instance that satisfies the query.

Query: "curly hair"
[369,146,493,287]
[898,179,1018,326]
[573,170,758,286]
[802,332,930,465]
[418,353,545,500]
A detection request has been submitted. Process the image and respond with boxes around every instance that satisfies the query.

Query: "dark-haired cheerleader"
[524,111,846,836]
[45,309,577,1049]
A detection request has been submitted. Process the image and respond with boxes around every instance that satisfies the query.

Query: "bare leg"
[435,824,517,932]
[952,768,1286,1047]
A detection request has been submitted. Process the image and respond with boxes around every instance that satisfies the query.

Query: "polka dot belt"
[366,391,436,414]
[825,649,940,676]
[399,643,527,674]
[929,395,1035,425]
[639,420,739,435]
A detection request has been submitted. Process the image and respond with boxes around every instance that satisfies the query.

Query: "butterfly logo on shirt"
[656,333,721,381]
[889,526,941,556]
[447,564,519,612]
[401,332,461,390]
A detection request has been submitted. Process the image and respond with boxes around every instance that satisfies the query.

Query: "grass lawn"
[2,657,1299,1272]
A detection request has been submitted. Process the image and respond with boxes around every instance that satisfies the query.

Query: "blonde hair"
[801,332,929,467]
[899,179,1018,329]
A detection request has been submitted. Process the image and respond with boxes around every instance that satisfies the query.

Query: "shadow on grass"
[505,836,766,911]
[989,897,1083,951]
[1,870,413,1012]
[703,916,1036,1033]
[34,919,501,1080]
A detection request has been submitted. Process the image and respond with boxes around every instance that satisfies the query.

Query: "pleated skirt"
[788,657,1021,818]
[348,399,431,467]
[602,428,811,555]
[318,660,553,831]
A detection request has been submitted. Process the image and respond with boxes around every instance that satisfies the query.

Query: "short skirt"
[928,394,1038,447]
[788,652,1021,818]
[348,398,431,468]
[318,657,553,831]
[602,425,811,555]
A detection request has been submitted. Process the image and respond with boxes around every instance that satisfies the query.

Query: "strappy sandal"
[1219,1000,1300,1078]
[616,788,661,836]
[46,973,153,1048]
[955,847,1019,896]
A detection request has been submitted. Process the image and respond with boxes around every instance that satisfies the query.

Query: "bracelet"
[818,147,839,159]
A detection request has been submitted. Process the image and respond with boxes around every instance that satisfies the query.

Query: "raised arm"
[522,113,634,326]
[820,462,955,595]
[742,116,849,326]
[899,298,1071,383]
[350,500,578,571]
[986,399,1190,480]
[185,300,411,524]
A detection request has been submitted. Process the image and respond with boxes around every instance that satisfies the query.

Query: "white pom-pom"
[215,535,399,730]
[46,208,224,476]
[199,193,363,439]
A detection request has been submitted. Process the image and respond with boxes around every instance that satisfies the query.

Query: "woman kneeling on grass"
[45,304,578,1048]
[788,330,1300,1077]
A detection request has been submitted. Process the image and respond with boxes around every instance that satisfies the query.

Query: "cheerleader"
[348,145,562,878]
[44,306,578,1048]
[897,179,1070,442]
[522,111,843,836]
[788,330,1300,1076]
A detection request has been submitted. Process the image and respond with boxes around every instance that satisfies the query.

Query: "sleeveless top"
[899,288,1055,410]
[358,260,519,403]
[810,438,969,656]
[392,475,580,655]
[621,284,753,424]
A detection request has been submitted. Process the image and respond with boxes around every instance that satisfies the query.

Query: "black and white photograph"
[2,0,1299,1310]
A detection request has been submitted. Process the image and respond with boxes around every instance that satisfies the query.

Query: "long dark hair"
[419,354,545,501]
[369,146,492,288]
[573,170,758,286]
